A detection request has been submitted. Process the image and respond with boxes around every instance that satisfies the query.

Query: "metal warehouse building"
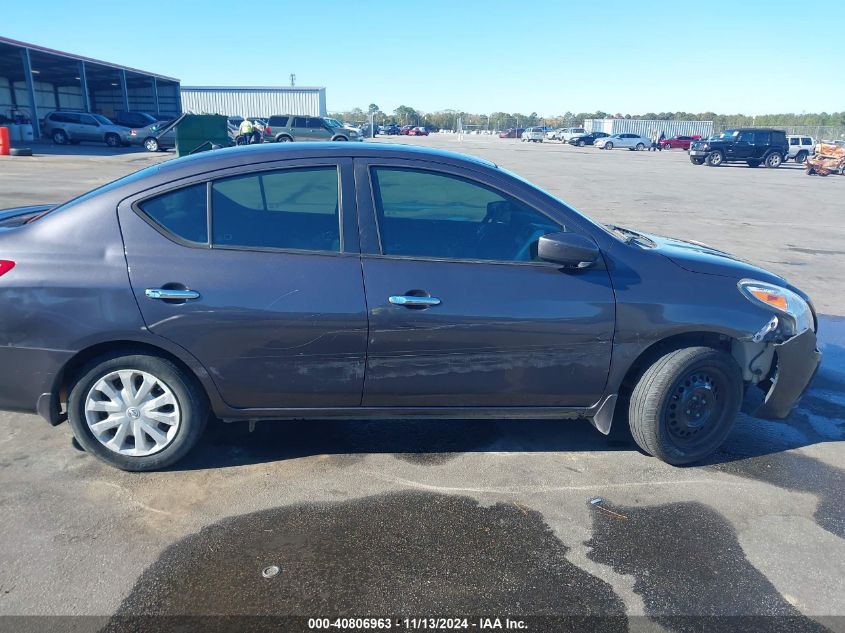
[584,118,713,138]
[0,36,181,138]
[180,86,327,118]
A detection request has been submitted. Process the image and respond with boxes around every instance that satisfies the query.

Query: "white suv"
[558,127,587,142]
[787,135,816,163]
[522,127,545,142]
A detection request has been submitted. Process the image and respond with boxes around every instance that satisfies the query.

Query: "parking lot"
[1,137,843,631]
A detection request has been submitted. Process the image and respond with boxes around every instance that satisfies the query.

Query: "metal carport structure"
[0,36,181,138]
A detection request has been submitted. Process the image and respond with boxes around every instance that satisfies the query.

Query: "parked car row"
[42,110,172,148]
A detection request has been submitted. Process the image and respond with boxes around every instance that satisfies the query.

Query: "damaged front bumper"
[754,328,821,419]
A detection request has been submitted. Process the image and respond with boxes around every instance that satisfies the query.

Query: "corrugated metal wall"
[584,118,713,138]
[180,87,327,117]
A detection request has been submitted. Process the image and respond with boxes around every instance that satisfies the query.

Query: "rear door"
[118,158,368,410]
[291,116,310,141]
[354,159,615,408]
[78,114,100,142]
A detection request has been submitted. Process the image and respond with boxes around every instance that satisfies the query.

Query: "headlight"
[349,131,358,137]
[738,279,813,335]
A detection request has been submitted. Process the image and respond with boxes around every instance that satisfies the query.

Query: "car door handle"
[389,295,441,307]
[145,288,201,301]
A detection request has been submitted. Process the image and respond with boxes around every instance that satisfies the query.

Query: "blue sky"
[3,0,842,115]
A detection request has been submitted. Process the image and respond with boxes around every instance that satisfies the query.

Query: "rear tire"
[52,129,68,145]
[795,150,808,164]
[765,152,783,168]
[604,142,613,150]
[636,142,645,151]
[578,140,585,147]
[67,353,208,471]
[332,136,349,142]
[105,133,121,148]
[628,347,742,465]
[276,135,293,142]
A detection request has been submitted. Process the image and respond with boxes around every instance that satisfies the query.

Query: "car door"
[729,130,754,160]
[118,158,368,410]
[354,158,615,408]
[78,114,100,142]
[291,116,311,141]
[308,117,333,141]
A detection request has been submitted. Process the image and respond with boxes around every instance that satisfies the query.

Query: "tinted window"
[738,131,754,143]
[80,115,97,126]
[771,131,786,144]
[292,117,308,128]
[372,168,561,263]
[753,131,770,144]
[268,115,289,127]
[211,167,340,252]
[790,137,800,145]
[802,138,813,145]
[65,113,82,124]
[307,117,324,128]
[138,183,208,244]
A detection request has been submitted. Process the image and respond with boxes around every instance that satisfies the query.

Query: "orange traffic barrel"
[0,127,9,156]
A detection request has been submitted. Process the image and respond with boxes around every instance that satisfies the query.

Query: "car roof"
[123,143,499,185]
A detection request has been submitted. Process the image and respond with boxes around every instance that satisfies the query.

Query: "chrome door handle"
[145,288,201,301]
[389,295,441,307]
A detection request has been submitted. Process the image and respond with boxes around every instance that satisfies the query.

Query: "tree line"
[329,104,845,132]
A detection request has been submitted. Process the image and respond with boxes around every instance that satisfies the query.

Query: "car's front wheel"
[705,150,724,166]
[628,346,742,465]
[67,353,208,471]
[104,133,121,148]
[52,129,68,145]
[636,142,645,151]
[604,142,613,150]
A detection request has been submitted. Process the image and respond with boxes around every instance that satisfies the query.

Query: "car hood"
[639,230,788,286]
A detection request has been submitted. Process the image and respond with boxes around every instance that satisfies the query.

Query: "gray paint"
[0,143,818,430]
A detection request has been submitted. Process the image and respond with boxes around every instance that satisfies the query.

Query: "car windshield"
[93,115,113,125]
[325,118,343,128]
[717,129,739,139]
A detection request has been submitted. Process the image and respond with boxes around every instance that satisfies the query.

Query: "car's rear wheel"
[795,150,808,164]
[105,133,121,148]
[276,135,293,142]
[52,129,68,145]
[604,142,613,150]
[706,151,724,166]
[765,152,783,168]
[332,136,349,142]
[577,140,585,147]
[636,142,645,151]
[67,353,208,471]
[628,347,742,465]
[144,137,160,152]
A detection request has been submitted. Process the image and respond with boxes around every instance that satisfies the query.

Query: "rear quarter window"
[268,116,289,126]
[137,183,208,244]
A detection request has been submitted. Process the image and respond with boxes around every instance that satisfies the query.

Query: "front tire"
[628,347,742,465]
[577,140,585,147]
[332,136,349,142]
[705,151,724,166]
[105,133,121,148]
[144,137,160,152]
[636,142,645,151]
[52,129,68,145]
[604,142,613,150]
[67,353,208,471]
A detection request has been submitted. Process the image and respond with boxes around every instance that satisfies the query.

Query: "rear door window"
[137,183,208,244]
[268,115,289,127]
[211,167,340,252]
[790,137,800,146]
[753,132,771,144]
[292,117,308,128]
[802,138,813,145]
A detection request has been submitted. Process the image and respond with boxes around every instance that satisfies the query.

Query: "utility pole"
[290,73,296,87]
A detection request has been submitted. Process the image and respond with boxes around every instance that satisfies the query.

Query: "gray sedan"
[0,143,820,470]
[127,120,176,152]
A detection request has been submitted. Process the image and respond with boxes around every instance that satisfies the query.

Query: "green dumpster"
[175,114,230,157]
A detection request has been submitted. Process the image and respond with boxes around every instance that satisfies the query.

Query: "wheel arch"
[53,339,223,419]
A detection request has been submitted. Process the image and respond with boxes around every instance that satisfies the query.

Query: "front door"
[355,160,615,408]
[118,159,367,410]
[308,117,333,141]
[728,130,755,160]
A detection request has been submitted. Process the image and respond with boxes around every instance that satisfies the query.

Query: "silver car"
[42,111,131,147]
[127,120,177,152]
[594,133,649,151]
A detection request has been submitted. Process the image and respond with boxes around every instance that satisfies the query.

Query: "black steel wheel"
[628,347,742,465]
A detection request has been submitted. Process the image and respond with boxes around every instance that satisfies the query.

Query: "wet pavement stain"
[586,501,830,633]
[104,492,626,632]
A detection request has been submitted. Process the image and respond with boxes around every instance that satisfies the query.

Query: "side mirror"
[538,232,600,268]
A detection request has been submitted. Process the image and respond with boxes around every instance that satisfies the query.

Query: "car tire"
[765,152,783,168]
[67,353,208,471]
[52,129,68,145]
[628,346,742,465]
[690,157,704,165]
[578,140,585,147]
[746,159,760,168]
[332,136,349,142]
[605,142,613,150]
[276,135,293,142]
[795,151,808,164]
[105,133,121,148]
[144,137,160,152]
[705,151,724,166]
[636,143,645,151]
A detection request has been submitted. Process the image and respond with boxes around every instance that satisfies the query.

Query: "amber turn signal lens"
[749,288,788,311]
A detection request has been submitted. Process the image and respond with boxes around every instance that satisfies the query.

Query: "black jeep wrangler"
[689,128,788,168]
